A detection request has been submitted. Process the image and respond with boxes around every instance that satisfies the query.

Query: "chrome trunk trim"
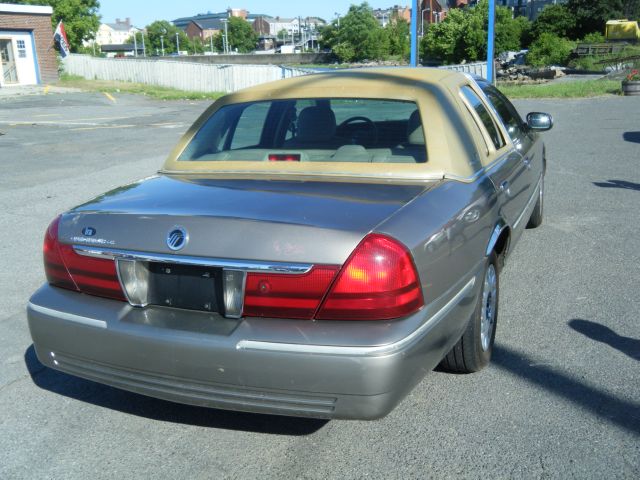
[73,246,314,274]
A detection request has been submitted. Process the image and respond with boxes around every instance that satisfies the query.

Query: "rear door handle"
[500,181,511,197]
[523,157,531,169]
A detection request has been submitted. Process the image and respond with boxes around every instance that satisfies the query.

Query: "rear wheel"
[439,252,499,373]
[526,175,544,229]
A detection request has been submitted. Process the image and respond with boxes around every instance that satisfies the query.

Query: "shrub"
[580,32,606,43]
[527,33,576,67]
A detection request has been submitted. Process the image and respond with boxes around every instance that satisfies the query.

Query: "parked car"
[28,68,552,420]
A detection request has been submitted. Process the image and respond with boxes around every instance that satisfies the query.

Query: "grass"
[498,79,621,98]
[59,74,623,100]
[58,74,225,101]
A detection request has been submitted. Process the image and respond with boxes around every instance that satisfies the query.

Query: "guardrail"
[62,55,313,93]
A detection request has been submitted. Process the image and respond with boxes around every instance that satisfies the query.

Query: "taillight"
[244,266,339,319]
[43,215,126,301]
[58,244,126,301]
[315,234,424,320]
[44,215,78,292]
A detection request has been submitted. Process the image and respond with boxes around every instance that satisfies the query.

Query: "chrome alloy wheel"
[480,263,498,352]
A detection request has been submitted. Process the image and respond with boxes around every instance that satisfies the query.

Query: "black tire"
[439,252,499,373]
[526,175,544,229]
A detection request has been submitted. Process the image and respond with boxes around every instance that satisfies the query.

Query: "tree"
[145,21,189,55]
[139,21,189,55]
[526,32,576,67]
[213,17,257,53]
[513,16,533,48]
[421,1,530,64]
[420,8,468,64]
[13,0,100,52]
[622,0,640,18]
[529,5,575,44]
[277,29,289,41]
[321,3,390,62]
[566,0,624,38]
[386,17,410,60]
[125,21,191,55]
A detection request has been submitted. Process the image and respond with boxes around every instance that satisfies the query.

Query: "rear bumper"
[27,278,477,420]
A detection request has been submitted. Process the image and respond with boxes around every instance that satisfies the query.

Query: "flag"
[54,21,71,57]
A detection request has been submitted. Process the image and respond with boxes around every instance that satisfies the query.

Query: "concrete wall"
[0,10,58,84]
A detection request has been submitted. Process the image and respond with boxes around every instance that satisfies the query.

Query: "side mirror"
[526,112,553,132]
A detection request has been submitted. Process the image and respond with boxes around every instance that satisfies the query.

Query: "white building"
[267,17,325,38]
[1,3,58,86]
[91,18,140,46]
[268,17,300,36]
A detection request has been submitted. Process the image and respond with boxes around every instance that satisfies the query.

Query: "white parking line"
[70,125,136,132]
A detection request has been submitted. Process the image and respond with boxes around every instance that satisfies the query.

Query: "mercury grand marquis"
[27,68,553,419]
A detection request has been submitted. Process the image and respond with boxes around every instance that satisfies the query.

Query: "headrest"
[406,109,425,145]
[297,106,337,142]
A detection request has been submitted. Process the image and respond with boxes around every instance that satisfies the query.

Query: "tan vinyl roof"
[162,68,509,183]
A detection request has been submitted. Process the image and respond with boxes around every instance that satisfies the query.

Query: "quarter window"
[461,86,505,150]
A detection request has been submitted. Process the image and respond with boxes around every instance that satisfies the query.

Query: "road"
[0,91,638,479]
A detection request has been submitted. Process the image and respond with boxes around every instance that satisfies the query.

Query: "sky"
[98,1,407,27]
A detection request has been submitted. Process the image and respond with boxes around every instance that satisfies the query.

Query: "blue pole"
[487,0,496,83]
[410,0,418,67]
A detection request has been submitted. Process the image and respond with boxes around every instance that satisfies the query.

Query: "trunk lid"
[60,175,434,265]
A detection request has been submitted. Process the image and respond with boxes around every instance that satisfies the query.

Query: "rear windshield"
[178,98,427,164]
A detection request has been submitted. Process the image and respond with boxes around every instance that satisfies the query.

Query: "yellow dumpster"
[605,19,640,42]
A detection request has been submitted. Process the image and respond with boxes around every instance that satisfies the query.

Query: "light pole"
[133,32,138,57]
[175,32,179,54]
[421,8,429,36]
[160,35,164,56]
[334,12,340,28]
[141,32,146,57]
[222,19,229,54]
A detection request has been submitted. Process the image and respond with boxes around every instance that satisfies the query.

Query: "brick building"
[0,3,57,86]
[184,18,223,41]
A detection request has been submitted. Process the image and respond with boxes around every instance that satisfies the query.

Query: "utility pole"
[175,32,179,54]
[487,0,496,84]
[160,35,164,56]
[133,32,137,57]
[410,0,418,67]
[141,32,146,57]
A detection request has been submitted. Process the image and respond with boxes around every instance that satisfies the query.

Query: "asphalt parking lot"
[0,90,638,479]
